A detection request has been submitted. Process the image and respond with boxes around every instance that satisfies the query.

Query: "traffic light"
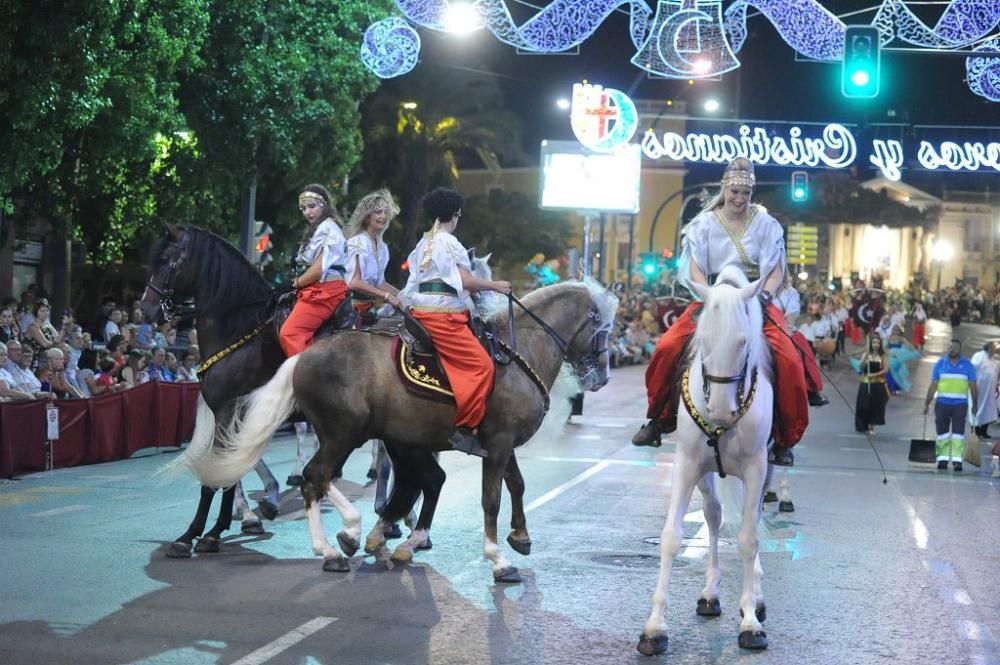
[253,221,273,266]
[639,252,659,277]
[791,171,809,202]
[842,26,880,98]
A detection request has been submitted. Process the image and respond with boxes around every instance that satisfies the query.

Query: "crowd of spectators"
[0,285,201,403]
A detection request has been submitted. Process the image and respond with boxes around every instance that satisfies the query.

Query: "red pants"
[912,321,926,347]
[645,302,809,447]
[411,309,494,429]
[279,280,349,356]
[353,301,374,330]
[791,330,823,392]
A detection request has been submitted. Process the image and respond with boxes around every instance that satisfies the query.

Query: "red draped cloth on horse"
[410,309,494,429]
[645,302,809,447]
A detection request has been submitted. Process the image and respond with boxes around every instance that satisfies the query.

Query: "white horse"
[638,265,774,655]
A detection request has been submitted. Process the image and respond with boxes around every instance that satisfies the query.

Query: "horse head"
[140,223,195,325]
[688,266,767,428]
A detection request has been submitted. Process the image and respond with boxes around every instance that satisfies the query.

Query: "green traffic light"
[850,70,870,87]
[793,187,807,201]
[643,262,656,275]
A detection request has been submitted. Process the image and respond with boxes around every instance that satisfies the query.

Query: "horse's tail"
[193,355,301,489]
[155,395,215,479]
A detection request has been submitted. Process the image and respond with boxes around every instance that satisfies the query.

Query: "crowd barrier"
[0,381,200,478]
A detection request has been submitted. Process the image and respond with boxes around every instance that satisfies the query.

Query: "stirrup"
[768,446,794,467]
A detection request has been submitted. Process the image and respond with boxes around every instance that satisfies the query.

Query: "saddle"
[392,308,511,404]
[273,291,357,346]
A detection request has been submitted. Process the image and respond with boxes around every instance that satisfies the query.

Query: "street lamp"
[556,98,570,111]
[703,98,720,113]
[443,2,483,34]
[931,239,954,291]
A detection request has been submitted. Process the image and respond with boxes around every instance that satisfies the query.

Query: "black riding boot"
[808,391,829,407]
[769,445,794,467]
[448,426,488,458]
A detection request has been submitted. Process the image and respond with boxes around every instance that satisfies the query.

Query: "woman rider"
[400,188,511,458]
[631,157,826,466]
[280,184,349,357]
[344,189,402,323]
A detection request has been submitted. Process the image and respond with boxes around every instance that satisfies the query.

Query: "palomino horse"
[638,265,774,655]
[191,281,617,582]
[139,225,292,556]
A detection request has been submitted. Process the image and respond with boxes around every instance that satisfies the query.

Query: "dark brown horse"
[192,281,617,582]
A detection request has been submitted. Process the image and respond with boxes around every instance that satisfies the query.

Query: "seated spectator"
[106,334,128,369]
[94,356,124,394]
[116,349,146,388]
[177,350,199,382]
[103,308,124,343]
[130,307,153,349]
[0,306,20,345]
[0,342,37,401]
[64,327,86,392]
[3,343,54,401]
[163,352,179,382]
[25,299,65,368]
[37,348,84,399]
[145,347,172,382]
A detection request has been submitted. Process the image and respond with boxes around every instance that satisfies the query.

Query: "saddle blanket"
[391,337,454,404]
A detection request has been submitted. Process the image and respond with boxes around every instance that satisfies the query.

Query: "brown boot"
[632,420,664,447]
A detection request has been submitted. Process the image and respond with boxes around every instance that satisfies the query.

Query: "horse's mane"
[517,280,618,329]
[152,227,273,316]
[696,266,768,373]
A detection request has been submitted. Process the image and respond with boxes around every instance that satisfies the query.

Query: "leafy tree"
[459,190,573,279]
[357,66,523,282]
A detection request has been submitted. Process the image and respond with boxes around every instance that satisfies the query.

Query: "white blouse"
[401,229,470,312]
[345,233,389,289]
[297,218,348,282]
[679,205,786,296]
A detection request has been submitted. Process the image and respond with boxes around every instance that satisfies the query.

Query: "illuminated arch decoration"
[361,1,1000,101]
[570,83,639,152]
[361,17,422,79]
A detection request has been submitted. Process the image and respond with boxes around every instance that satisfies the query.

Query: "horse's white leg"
[482,453,518,582]
[293,421,316,476]
[736,460,768,648]
[639,461,700,655]
[364,517,390,554]
[390,528,430,563]
[232,481,261,530]
[697,475,723,612]
[326,480,362,554]
[253,459,280,518]
[778,468,794,512]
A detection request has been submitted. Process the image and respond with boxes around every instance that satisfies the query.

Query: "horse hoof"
[415,537,432,551]
[778,500,795,513]
[241,522,265,535]
[286,474,303,488]
[336,532,360,557]
[738,630,768,650]
[258,499,279,521]
[194,536,220,554]
[383,523,402,539]
[493,565,521,584]
[506,533,532,556]
[166,541,193,558]
[322,556,350,573]
[763,491,778,503]
[366,468,377,480]
[696,597,721,617]
[637,633,668,656]
[739,604,767,623]
[364,537,385,555]
[390,546,414,563]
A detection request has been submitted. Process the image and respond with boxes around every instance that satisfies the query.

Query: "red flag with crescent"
[656,297,689,333]
[849,289,884,333]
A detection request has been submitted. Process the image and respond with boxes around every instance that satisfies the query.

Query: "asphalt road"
[2,318,999,665]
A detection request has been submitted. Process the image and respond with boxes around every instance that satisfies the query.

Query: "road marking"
[29,504,90,517]
[836,433,868,439]
[231,617,338,665]
[532,455,664,467]
[524,460,612,513]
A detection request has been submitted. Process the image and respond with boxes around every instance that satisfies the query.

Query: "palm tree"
[357,67,522,279]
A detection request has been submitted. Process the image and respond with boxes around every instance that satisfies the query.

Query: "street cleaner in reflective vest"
[401,188,512,458]
[632,157,827,466]
[923,338,977,472]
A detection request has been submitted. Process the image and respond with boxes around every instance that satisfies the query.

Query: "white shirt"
[0,367,18,394]
[775,286,800,323]
[10,364,41,393]
[679,206,786,296]
[298,218,348,282]
[104,320,121,342]
[401,228,470,312]
[345,233,389,289]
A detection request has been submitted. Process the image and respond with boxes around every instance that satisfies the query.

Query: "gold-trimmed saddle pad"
[391,336,454,404]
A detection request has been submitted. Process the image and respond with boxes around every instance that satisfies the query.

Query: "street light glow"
[692,59,712,74]
[798,271,809,281]
[703,99,720,113]
[443,3,483,35]
[401,101,418,110]
[556,98,570,110]
[931,239,954,262]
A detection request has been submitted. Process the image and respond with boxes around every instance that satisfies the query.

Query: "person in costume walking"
[632,157,825,466]
[400,188,511,458]
[924,338,978,472]
[279,184,349,357]
[853,335,889,434]
[970,341,998,441]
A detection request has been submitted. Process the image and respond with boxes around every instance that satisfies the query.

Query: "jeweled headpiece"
[299,191,326,208]
[720,157,756,188]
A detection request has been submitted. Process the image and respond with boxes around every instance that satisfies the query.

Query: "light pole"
[931,239,954,292]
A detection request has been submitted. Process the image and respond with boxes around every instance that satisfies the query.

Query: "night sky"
[390,0,998,195]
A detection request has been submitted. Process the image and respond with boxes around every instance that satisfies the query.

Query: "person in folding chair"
[400,188,511,458]
[632,157,827,466]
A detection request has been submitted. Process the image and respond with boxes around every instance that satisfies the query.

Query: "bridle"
[144,231,191,323]
[702,355,752,406]
[507,293,609,380]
